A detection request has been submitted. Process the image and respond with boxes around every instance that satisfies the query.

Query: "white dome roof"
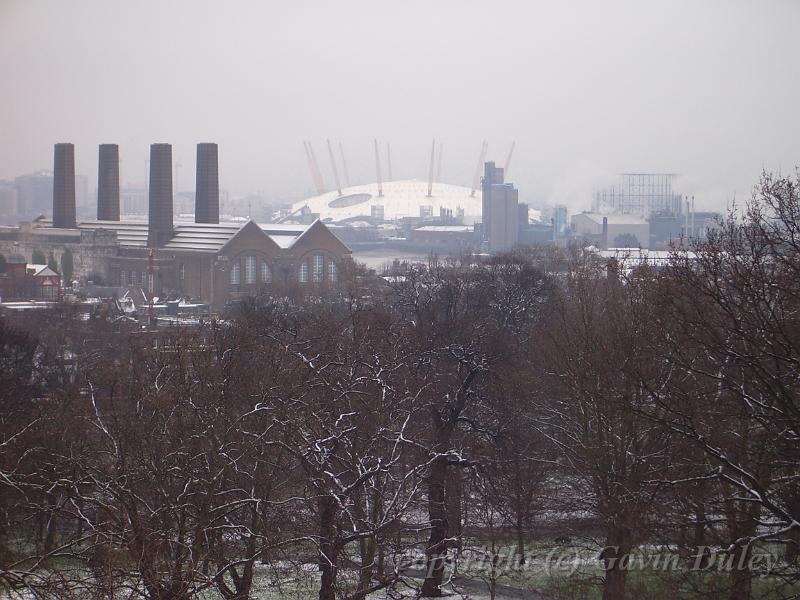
[291,180,482,223]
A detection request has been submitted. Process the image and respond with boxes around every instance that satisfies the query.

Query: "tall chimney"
[195,143,219,223]
[52,143,76,228]
[601,216,609,250]
[148,143,173,247]
[97,144,120,220]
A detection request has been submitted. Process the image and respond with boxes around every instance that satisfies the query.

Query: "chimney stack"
[195,143,219,224]
[601,216,609,250]
[97,144,120,221]
[148,143,173,247]
[52,143,76,228]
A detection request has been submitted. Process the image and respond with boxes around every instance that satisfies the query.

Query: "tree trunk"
[353,534,376,600]
[728,543,752,600]
[421,455,449,597]
[446,468,463,550]
[786,527,799,564]
[515,515,526,565]
[376,536,386,580]
[785,493,800,563]
[601,526,632,600]
[318,495,338,600]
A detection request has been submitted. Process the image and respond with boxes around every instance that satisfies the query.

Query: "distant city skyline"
[2,0,799,212]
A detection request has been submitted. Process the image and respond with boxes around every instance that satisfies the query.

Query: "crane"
[326,139,342,196]
[339,142,351,187]
[470,140,488,198]
[374,139,384,197]
[426,139,436,198]
[503,141,516,178]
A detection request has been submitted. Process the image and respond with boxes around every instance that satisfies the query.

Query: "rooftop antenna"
[339,141,351,187]
[426,138,435,197]
[307,141,326,194]
[436,142,443,183]
[470,140,488,197]
[387,142,393,182]
[326,139,343,196]
[374,139,384,197]
[303,141,325,195]
[503,140,516,178]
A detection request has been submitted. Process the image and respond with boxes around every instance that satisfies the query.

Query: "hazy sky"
[1,0,798,211]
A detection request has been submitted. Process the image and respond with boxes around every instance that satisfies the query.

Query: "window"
[42,285,57,300]
[230,261,240,285]
[120,270,127,285]
[179,264,185,281]
[299,261,309,283]
[148,273,154,294]
[141,271,147,286]
[245,255,256,284]
[261,261,272,283]
[312,254,324,282]
[328,261,337,282]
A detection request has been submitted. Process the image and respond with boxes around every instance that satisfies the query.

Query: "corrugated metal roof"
[34,219,343,253]
[164,223,243,252]
[69,219,313,252]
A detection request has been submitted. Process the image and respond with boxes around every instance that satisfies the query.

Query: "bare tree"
[534,256,674,600]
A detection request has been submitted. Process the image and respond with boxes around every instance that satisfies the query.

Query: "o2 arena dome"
[289,180,482,224]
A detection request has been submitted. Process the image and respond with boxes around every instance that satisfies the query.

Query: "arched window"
[245,255,256,284]
[261,261,272,283]
[313,254,324,282]
[230,261,240,285]
[299,261,309,283]
[328,261,337,282]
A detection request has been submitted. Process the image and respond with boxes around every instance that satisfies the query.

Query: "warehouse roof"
[38,219,324,253]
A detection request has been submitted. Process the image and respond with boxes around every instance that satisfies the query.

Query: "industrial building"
[283,141,527,257]
[0,143,351,311]
[288,180,481,224]
[481,162,519,253]
[0,259,61,302]
[593,173,683,218]
[571,212,650,249]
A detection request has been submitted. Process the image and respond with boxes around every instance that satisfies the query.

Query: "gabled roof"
[280,219,351,255]
[35,218,350,255]
[73,220,317,253]
[258,222,315,249]
[27,264,59,277]
[166,222,244,252]
[218,220,281,253]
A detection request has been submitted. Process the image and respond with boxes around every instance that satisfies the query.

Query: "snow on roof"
[292,179,482,222]
[589,247,697,265]
[26,264,59,277]
[415,225,474,232]
[33,218,348,254]
[65,219,316,253]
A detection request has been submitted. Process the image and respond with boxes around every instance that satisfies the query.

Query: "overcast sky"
[1,0,798,211]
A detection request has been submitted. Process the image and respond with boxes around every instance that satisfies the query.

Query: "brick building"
[0,261,61,301]
[0,142,352,311]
